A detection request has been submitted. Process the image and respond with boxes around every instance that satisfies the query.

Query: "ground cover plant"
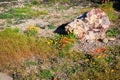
[0,0,120,80]
[0,27,120,80]
[107,27,120,37]
[0,6,47,19]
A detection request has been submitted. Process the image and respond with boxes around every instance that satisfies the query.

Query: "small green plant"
[66,65,78,76]
[26,61,37,66]
[38,70,52,79]
[107,28,120,37]
[58,51,65,58]
[32,0,40,5]
[48,24,55,29]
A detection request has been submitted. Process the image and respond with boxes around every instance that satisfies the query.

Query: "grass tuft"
[99,2,119,21]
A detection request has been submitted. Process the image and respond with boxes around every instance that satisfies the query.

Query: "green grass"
[45,0,69,3]
[0,0,17,2]
[107,27,120,37]
[38,70,52,79]
[0,7,48,19]
[48,24,56,29]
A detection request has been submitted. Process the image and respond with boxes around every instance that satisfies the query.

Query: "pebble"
[103,38,108,43]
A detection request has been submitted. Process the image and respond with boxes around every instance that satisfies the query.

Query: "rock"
[108,37,116,41]
[0,19,6,25]
[65,8,110,42]
[103,38,108,43]
[0,19,6,29]
[0,72,13,80]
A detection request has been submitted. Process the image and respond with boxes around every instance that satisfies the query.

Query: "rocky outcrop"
[65,8,110,42]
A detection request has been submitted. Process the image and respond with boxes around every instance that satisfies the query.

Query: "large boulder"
[65,8,110,42]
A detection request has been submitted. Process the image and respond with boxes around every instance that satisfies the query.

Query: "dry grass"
[99,2,119,21]
[0,28,120,80]
[0,28,53,69]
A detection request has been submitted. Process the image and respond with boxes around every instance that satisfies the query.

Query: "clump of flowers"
[49,34,76,50]
[25,25,39,36]
[90,47,108,55]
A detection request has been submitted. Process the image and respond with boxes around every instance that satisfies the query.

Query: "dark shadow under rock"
[77,12,87,19]
[54,12,88,35]
[113,0,120,11]
[54,22,69,35]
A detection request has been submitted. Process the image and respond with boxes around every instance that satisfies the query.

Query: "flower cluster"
[48,34,76,50]
[25,25,39,36]
[27,25,39,33]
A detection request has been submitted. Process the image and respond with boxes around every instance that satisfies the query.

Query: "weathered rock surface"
[65,8,110,42]
[0,72,13,80]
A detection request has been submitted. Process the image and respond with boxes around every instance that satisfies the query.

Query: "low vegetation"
[0,27,120,80]
[99,2,119,21]
[0,1,120,80]
[0,28,52,68]
[107,27,120,37]
[0,6,47,19]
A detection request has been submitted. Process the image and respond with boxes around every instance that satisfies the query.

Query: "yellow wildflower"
[92,62,95,64]
[105,70,108,73]
[97,55,101,59]
[111,69,114,73]
[27,25,39,33]
[85,59,89,62]
[47,41,51,45]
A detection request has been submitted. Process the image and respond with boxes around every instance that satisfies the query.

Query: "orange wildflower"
[102,47,108,51]
[53,77,57,80]
[71,38,75,43]
[103,54,108,58]
[62,44,66,48]
[96,48,102,54]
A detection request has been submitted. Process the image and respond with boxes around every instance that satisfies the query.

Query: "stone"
[0,72,13,80]
[103,38,108,43]
[65,8,110,42]
[108,37,116,41]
